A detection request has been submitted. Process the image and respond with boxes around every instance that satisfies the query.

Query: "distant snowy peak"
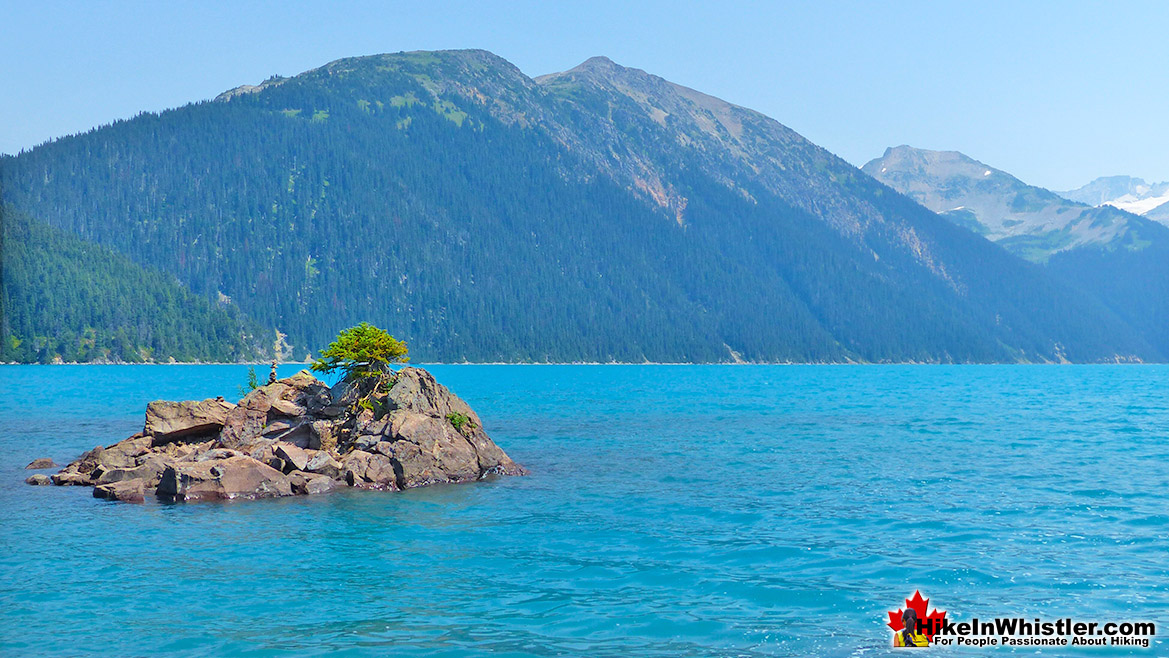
[1057,176,1169,222]
[861,146,1156,262]
[1103,191,1169,216]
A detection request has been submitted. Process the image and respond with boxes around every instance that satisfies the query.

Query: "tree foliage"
[0,205,262,363]
[311,322,408,379]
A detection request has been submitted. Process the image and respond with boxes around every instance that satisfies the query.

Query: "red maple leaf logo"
[887,590,947,642]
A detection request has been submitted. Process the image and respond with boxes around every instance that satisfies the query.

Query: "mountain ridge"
[863,144,1169,357]
[1056,175,1169,222]
[2,50,1160,363]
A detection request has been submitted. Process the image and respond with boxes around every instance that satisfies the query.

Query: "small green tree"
[237,366,259,397]
[311,322,409,380]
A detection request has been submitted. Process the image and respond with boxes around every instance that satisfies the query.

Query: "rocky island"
[29,365,526,503]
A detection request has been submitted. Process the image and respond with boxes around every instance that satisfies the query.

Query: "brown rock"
[289,470,339,495]
[305,476,339,495]
[94,479,147,503]
[97,436,151,470]
[218,370,332,450]
[387,368,482,427]
[269,399,306,417]
[51,470,94,486]
[156,455,293,502]
[310,420,339,452]
[193,448,241,462]
[304,451,343,478]
[25,458,57,470]
[260,419,297,437]
[217,384,288,449]
[25,474,52,485]
[266,421,315,449]
[72,446,106,474]
[146,398,235,444]
[385,411,481,487]
[94,455,170,487]
[41,366,523,505]
[462,427,528,477]
[274,442,309,471]
[340,450,398,489]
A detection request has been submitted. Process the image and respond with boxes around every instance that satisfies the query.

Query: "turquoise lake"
[1,364,1167,656]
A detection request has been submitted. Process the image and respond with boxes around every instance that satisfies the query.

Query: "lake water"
[1,365,1166,656]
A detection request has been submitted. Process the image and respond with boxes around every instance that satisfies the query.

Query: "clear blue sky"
[3,1,1166,190]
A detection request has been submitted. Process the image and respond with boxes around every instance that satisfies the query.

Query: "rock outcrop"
[38,368,525,503]
[146,398,235,444]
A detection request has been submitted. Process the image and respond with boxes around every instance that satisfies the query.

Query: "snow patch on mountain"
[1103,192,1169,216]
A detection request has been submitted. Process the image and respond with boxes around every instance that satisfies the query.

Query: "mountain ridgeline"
[1,50,1160,362]
[864,146,1169,357]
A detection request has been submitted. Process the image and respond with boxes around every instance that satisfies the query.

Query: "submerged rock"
[25,458,57,470]
[42,367,525,503]
[25,474,52,486]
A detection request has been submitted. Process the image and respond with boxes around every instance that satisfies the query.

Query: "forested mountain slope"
[0,205,261,363]
[863,146,1169,357]
[1,50,1158,362]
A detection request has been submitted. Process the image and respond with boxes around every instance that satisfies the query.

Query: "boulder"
[304,451,343,478]
[97,436,151,470]
[94,479,147,503]
[310,420,340,452]
[269,399,306,417]
[71,446,106,474]
[25,458,57,470]
[352,434,381,452]
[51,470,95,486]
[382,411,482,487]
[274,442,309,471]
[217,384,288,449]
[461,426,527,477]
[146,399,235,444]
[260,419,296,438]
[340,450,398,489]
[157,440,209,462]
[268,422,315,449]
[157,455,293,502]
[218,370,333,450]
[25,474,52,485]
[49,444,107,486]
[387,368,482,427]
[192,448,241,462]
[94,461,168,487]
[289,470,339,495]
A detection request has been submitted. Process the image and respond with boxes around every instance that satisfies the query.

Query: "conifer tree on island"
[311,322,409,380]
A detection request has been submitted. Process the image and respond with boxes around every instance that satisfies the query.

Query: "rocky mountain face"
[28,368,525,502]
[860,146,1160,261]
[1147,200,1169,223]
[1,50,1161,362]
[863,146,1169,356]
[1057,175,1169,221]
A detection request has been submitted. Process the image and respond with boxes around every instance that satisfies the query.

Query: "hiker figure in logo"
[894,607,929,647]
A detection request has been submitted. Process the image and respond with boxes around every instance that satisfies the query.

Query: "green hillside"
[0,205,262,363]
[0,50,1158,362]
